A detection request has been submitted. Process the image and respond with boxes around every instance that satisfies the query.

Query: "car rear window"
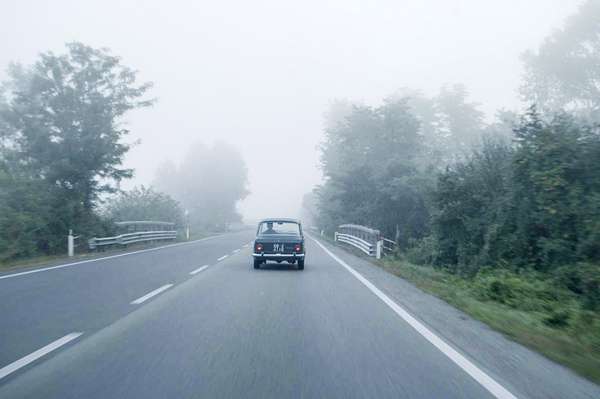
[258,221,300,235]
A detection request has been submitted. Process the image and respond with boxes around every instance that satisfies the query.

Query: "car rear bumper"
[252,253,305,258]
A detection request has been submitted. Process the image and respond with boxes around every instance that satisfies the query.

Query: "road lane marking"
[130,284,173,305]
[190,265,209,275]
[232,249,240,254]
[242,244,249,248]
[309,236,518,399]
[0,235,224,281]
[0,332,83,381]
[217,255,228,261]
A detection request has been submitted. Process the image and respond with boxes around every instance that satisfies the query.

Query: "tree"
[0,42,153,259]
[154,141,249,231]
[0,167,53,262]
[399,85,485,167]
[430,108,600,271]
[520,0,600,121]
[104,186,183,226]
[508,109,600,268]
[300,191,318,227]
[431,137,514,271]
[1,42,153,212]
[317,97,429,244]
[433,84,485,162]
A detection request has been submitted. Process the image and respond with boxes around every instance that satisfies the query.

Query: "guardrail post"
[376,239,383,259]
[68,229,74,257]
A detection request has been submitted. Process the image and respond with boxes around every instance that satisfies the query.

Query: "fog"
[0,0,580,221]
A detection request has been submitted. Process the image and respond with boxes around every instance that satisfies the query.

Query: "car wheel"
[253,258,261,269]
[298,259,304,270]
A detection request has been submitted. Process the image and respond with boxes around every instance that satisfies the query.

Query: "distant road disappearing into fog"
[0,230,598,398]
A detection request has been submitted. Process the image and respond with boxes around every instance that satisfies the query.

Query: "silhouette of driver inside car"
[263,222,277,234]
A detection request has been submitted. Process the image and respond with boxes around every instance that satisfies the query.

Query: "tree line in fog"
[0,43,248,262]
[308,1,600,309]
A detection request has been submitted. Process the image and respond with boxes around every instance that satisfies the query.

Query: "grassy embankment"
[378,257,600,383]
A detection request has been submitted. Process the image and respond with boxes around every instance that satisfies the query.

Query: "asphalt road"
[0,230,599,398]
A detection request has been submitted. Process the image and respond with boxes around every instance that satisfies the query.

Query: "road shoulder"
[311,236,600,399]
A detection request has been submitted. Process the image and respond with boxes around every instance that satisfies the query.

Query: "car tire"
[297,259,304,270]
[253,258,261,269]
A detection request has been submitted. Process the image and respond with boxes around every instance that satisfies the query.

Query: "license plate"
[273,243,284,253]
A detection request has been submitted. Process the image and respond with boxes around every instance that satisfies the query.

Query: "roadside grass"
[379,258,600,384]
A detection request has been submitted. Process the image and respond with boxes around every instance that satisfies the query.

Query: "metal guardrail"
[382,237,396,253]
[335,233,375,256]
[334,224,396,258]
[115,221,175,229]
[89,230,177,250]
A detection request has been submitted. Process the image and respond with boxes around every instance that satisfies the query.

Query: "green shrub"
[554,264,600,311]
[472,269,570,313]
[405,236,439,265]
[544,309,571,328]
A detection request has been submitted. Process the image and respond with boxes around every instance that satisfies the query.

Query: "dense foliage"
[0,43,153,262]
[314,100,600,310]
[103,186,183,227]
[315,86,490,246]
[520,0,600,122]
[313,1,600,331]
[317,97,429,246]
[430,110,600,272]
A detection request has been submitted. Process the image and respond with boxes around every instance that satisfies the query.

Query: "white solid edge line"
[217,255,228,261]
[0,235,224,281]
[0,332,83,380]
[190,265,209,275]
[308,235,518,399]
[130,284,173,305]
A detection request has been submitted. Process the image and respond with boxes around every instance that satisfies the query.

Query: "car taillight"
[255,243,263,252]
[294,243,302,252]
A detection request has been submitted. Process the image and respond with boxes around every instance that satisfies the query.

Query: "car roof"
[258,218,301,224]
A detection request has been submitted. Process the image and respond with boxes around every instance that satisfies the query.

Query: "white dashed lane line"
[190,265,209,275]
[232,249,240,254]
[0,332,83,381]
[217,255,228,261]
[130,284,173,305]
[0,235,222,281]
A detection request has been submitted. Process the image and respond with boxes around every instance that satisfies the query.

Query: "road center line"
[0,332,83,381]
[130,284,173,305]
[190,265,209,275]
[217,255,228,261]
[309,235,518,399]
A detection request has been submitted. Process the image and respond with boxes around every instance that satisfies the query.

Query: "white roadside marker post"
[184,209,190,240]
[68,229,75,257]
[376,239,383,259]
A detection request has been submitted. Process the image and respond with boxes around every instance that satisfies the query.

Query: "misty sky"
[1,0,581,221]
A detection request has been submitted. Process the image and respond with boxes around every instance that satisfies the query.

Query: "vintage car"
[252,218,305,270]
